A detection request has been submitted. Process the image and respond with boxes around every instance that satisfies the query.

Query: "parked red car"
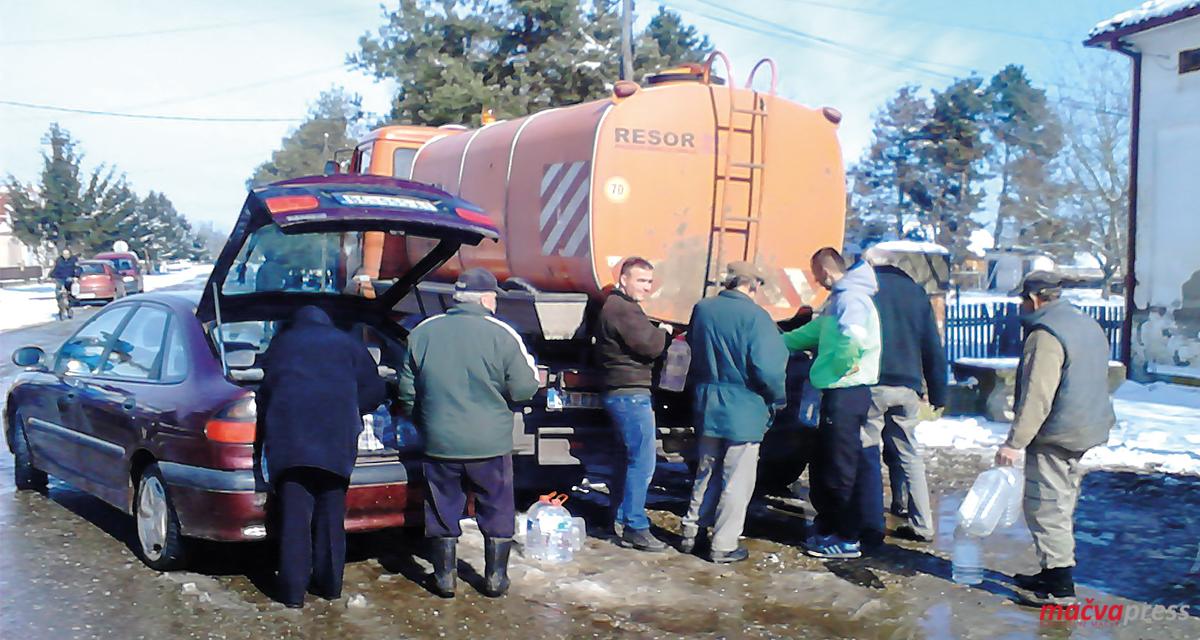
[5,175,497,570]
[70,260,127,305]
[93,251,144,294]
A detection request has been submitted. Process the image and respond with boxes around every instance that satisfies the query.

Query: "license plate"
[77,293,96,299]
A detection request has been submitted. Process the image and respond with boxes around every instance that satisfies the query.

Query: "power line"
[119,63,353,112]
[784,0,1076,46]
[0,100,303,123]
[0,8,375,47]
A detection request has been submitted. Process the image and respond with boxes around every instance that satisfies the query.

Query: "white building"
[0,192,39,271]
[1087,1,1200,382]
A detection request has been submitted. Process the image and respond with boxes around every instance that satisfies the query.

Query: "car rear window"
[109,258,135,271]
[221,225,391,299]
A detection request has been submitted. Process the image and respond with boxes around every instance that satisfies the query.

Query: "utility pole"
[620,0,633,81]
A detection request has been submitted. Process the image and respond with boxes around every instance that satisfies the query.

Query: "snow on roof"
[872,240,949,255]
[1089,0,1200,39]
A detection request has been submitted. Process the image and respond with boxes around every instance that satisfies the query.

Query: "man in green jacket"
[681,261,788,563]
[782,248,881,559]
[398,268,540,598]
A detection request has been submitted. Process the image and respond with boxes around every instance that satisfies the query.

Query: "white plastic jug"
[1000,467,1025,528]
[524,492,584,563]
[658,337,691,392]
[957,467,1022,537]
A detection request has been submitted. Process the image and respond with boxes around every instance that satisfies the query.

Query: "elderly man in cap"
[398,267,540,598]
[995,271,1115,604]
[680,261,788,563]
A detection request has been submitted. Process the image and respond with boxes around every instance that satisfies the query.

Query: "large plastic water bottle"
[525,492,583,563]
[957,467,1021,537]
[952,528,984,585]
[1000,467,1024,528]
[658,337,691,392]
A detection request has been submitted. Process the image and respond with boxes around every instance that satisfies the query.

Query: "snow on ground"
[915,381,1200,475]
[949,288,1125,307]
[0,264,212,332]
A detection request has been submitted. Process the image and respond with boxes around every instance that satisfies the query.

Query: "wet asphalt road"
[2,278,1199,639]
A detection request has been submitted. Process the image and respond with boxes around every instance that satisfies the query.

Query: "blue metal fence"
[945,302,1125,363]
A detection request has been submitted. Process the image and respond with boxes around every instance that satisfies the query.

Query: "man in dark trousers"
[865,251,947,543]
[594,257,672,552]
[258,305,386,608]
[681,261,787,563]
[996,271,1115,604]
[398,268,539,598]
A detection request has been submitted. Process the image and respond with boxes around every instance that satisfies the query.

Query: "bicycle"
[55,279,75,321]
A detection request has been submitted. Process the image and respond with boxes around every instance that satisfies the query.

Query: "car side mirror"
[12,346,47,371]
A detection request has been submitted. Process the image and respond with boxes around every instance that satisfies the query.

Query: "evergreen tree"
[847,85,931,245]
[248,88,363,188]
[986,64,1064,248]
[351,1,711,126]
[909,76,992,261]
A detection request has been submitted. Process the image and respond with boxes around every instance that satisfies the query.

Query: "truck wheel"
[12,411,48,491]
[135,464,187,571]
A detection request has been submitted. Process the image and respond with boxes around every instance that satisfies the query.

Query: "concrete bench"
[949,358,1126,422]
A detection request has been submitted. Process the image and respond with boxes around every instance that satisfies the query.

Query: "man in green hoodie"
[782,248,881,559]
[398,268,540,599]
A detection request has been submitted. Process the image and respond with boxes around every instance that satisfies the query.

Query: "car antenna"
[211,281,229,377]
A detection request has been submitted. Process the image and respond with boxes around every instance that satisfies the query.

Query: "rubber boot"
[429,537,457,598]
[482,537,513,598]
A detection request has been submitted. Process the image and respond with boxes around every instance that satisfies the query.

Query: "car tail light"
[205,395,257,444]
[264,195,319,214]
[455,207,492,225]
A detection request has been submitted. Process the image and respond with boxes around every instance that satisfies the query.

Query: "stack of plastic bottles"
[952,466,1024,585]
[524,492,585,563]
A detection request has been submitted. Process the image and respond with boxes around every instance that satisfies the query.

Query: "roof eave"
[1085,4,1200,48]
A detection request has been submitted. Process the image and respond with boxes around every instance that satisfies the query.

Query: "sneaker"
[893,525,933,543]
[802,534,862,559]
[619,527,668,552]
[708,546,750,564]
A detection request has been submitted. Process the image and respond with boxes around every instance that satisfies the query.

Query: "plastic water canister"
[525,492,580,563]
[658,337,691,392]
[957,467,1021,537]
[952,528,984,585]
[1000,467,1024,528]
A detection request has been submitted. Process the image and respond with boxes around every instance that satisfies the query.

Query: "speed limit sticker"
[604,176,631,203]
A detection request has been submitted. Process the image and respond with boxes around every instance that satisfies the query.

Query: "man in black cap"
[398,267,539,598]
[995,270,1115,604]
[258,305,386,608]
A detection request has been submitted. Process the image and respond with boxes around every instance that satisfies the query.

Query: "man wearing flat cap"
[680,261,788,563]
[995,270,1115,604]
[398,267,539,598]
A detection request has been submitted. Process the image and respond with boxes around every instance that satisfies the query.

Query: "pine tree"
[908,77,992,261]
[351,1,711,126]
[847,85,932,245]
[986,65,1064,248]
[248,88,364,187]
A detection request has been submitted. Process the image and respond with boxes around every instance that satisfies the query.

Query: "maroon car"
[93,251,144,294]
[5,175,498,570]
[70,260,127,304]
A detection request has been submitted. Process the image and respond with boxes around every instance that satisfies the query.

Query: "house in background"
[983,247,1056,294]
[1087,0,1200,382]
[0,191,41,277]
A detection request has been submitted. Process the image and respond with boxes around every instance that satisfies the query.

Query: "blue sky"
[0,0,1135,231]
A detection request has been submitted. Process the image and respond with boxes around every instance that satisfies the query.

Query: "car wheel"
[12,411,49,491]
[135,464,187,571]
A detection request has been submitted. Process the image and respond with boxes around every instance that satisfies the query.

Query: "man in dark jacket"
[996,271,1115,603]
[398,268,539,598]
[50,249,80,288]
[865,257,948,543]
[594,257,672,552]
[258,305,386,608]
[681,261,787,563]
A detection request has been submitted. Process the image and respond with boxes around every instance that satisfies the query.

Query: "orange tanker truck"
[348,53,846,484]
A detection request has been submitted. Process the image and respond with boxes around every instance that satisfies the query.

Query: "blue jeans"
[603,391,658,531]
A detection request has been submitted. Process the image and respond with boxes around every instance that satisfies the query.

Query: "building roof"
[1087,0,1200,45]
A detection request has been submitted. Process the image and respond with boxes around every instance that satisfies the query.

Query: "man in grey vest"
[995,271,1115,604]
